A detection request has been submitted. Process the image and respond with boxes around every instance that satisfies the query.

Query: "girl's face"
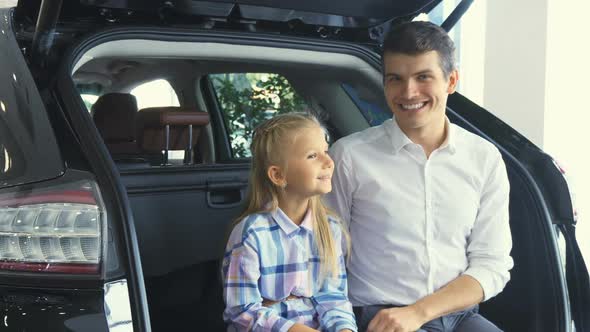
[282,125,334,200]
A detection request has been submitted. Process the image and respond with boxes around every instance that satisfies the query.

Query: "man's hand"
[366,306,426,332]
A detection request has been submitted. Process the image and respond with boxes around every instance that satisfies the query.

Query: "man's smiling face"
[383,50,458,134]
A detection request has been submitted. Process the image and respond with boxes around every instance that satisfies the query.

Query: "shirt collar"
[271,207,313,237]
[439,118,457,154]
[388,117,456,155]
[388,118,414,154]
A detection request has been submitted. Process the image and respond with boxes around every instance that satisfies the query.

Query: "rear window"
[210,73,307,158]
[81,94,99,111]
[342,83,391,126]
[131,79,180,110]
[131,79,183,163]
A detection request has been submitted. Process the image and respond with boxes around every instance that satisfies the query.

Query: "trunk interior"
[62,33,568,332]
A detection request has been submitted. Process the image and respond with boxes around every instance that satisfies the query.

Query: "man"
[326,21,513,332]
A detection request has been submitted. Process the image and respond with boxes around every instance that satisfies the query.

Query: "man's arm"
[368,149,513,332]
[367,275,483,332]
[461,149,513,301]
[413,274,483,319]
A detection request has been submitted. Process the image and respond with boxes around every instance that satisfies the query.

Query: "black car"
[0,0,588,331]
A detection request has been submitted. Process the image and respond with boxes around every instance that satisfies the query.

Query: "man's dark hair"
[382,21,456,78]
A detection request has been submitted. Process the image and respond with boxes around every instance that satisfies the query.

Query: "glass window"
[80,94,99,112]
[342,84,391,126]
[210,73,308,158]
[131,79,180,110]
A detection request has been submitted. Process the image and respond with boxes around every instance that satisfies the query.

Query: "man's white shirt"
[326,118,513,306]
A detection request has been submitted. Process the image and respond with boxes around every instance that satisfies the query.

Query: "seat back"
[92,93,140,157]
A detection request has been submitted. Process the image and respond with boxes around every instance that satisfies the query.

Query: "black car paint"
[0,286,108,332]
[1,8,149,332]
[0,9,64,188]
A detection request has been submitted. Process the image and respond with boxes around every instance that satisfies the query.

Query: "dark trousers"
[353,305,502,332]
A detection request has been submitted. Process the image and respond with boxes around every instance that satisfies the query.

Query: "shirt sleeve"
[313,223,358,332]
[222,230,295,332]
[463,149,514,301]
[325,141,355,229]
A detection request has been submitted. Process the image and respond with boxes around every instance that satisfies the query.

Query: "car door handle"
[206,182,246,209]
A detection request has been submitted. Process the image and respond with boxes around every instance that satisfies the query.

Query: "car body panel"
[0,9,64,188]
[20,0,441,26]
[0,285,108,331]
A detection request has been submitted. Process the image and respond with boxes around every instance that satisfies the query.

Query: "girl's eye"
[307,153,317,159]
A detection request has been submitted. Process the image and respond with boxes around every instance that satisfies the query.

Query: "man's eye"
[418,74,430,80]
[386,75,401,83]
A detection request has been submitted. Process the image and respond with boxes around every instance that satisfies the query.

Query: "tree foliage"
[211,73,307,158]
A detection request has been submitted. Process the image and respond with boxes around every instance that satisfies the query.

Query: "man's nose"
[400,79,418,99]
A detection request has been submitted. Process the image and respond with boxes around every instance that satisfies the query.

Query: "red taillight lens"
[0,181,103,274]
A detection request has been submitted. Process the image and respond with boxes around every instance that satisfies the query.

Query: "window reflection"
[2,147,10,173]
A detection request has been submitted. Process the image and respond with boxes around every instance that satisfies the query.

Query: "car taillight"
[0,180,104,274]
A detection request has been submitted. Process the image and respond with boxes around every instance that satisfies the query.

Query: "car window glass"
[210,73,308,158]
[132,79,183,162]
[80,94,99,112]
[131,79,180,110]
[341,83,391,126]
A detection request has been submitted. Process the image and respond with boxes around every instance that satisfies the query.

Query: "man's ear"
[447,69,459,94]
[267,165,286,187]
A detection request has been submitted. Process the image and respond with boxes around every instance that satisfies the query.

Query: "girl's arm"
[312,222,358,332]
[223,231,296,332]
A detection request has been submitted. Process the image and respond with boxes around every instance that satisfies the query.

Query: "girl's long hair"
[232,112,350,279]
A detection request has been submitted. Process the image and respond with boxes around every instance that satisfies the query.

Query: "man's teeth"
[400,103,425,110]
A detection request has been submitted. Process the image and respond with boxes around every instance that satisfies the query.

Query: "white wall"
[544,0,590,265]
[483,0,548,147]
[473,0,589,264]
[457,0,487,106]
[0,1,16,8]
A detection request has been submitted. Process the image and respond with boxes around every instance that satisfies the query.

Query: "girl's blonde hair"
[233,112,350,279]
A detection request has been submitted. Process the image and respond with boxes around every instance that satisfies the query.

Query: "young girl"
[222,113,357,332]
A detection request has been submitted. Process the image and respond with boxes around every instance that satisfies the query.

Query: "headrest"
[137,107,210,127]
[92,93,138,142]
[136,107,210,153]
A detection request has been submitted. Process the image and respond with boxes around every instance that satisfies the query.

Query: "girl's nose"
[323,153,334,168]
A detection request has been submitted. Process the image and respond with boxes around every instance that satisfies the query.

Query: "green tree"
[211,73,307,158]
